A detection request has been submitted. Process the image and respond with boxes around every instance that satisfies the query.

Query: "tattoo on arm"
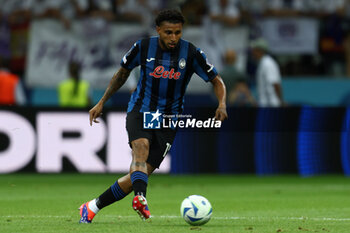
[101,68,130,104]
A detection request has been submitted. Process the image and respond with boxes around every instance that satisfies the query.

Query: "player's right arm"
[90,40,140,126]
[89,67,131,126]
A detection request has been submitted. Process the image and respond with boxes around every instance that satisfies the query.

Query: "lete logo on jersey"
[149,66,181,80]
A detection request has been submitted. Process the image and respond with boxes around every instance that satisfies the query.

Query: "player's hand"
[215,106,228,121]
[89,102,103,126]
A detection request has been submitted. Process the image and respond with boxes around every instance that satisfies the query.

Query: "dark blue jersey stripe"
[164,45,181,114]
[177,42,195,113]
[128,38,150,112]
[149,42,163,111]
[140,37,158,112]
[157,51,171,113]
[170,40,188,114]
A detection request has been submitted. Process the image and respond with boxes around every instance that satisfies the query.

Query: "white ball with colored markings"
[180,195,212,226]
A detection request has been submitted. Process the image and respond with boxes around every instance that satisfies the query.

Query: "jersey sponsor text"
[149,66,181,80]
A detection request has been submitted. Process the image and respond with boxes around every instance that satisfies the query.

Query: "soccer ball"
[180,195,212,226]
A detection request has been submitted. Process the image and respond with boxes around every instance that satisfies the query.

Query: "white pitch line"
[1,215,350,222]
[157,216,350,222]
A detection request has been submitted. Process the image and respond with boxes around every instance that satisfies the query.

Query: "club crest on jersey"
[149,66,181,80]
[179,58,186,69]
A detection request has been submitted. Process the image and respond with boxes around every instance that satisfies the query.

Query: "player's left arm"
[211,75,228,121]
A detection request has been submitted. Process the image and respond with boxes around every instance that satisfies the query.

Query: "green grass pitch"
[1,174,349,233]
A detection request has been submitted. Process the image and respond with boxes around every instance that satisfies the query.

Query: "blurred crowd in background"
[1,0,350,107]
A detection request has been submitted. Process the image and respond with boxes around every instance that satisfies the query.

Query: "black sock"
[130,171,148,197]
[96,188,116,209]
[132,180,147,197]
[96,181,128,209]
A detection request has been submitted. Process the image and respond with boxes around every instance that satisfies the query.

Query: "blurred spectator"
[308,0,347,76]
[0,0,33,25]
[180,0,207,25]
[305,0,344,17]
[208,0,240,26]
[265,0,307,17]
[115,0,142,23]
[81,0,115,21]
[0,0,33,76]
[240,0,268,16]
[115,0,160,32]
[0,7,11,60]
[32,0,86,29]
[202,0,241,71]
[58,61,91,108]
[0,57,26,106]
[250,38,284,107]
[220,49,255,106]
[239,0,268,26]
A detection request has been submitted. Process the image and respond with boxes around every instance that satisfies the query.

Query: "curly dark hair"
[155,9,185,26]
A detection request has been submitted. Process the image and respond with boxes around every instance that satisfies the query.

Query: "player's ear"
[156,26,161,34]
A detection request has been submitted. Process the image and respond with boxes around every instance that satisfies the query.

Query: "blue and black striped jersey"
[121,36,218,114]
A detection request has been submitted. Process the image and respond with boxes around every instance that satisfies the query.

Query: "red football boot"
[132,195,151,220]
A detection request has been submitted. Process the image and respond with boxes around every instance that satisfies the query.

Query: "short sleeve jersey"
[120,36,218,114]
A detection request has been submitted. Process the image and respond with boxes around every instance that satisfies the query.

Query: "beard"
[160,39,177,51]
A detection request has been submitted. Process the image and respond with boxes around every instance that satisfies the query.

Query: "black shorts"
[126,111,177,168]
